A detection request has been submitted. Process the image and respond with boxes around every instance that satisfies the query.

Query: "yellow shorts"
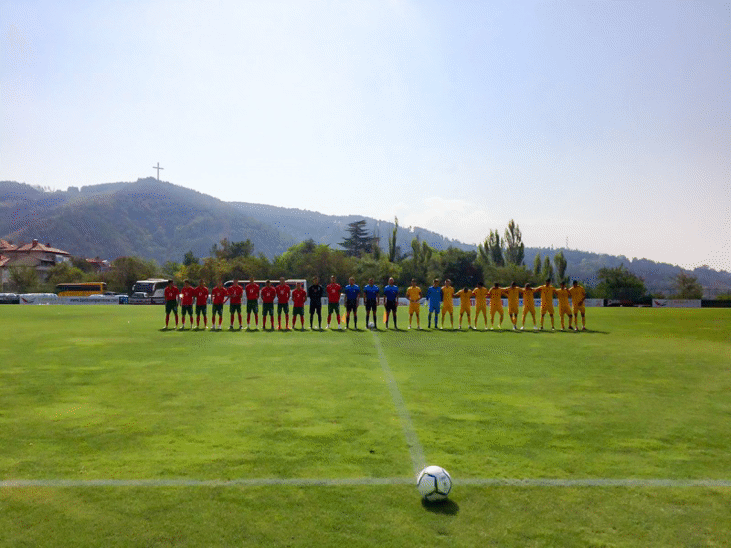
[409,302,420,314]
[508,305,519,315]
[475,304,487,314]
[460,306,471,315]
[573,304,585,315]
[523,304,536,314]
[559,304,572,315]
[442,303,454,313]
[541,303,554,314]
[490,303,503,314]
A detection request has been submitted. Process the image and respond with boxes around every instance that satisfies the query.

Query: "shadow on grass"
[421,498,460,515]
[546,328,611,335]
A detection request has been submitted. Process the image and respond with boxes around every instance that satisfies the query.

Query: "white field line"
[372,331,426,476]
[2,478,731,488]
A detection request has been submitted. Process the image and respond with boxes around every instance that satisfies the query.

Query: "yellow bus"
[56,282,107,296]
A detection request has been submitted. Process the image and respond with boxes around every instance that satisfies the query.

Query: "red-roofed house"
[2,239,71,282]
[85,257,112,272]
[0,239,17,253]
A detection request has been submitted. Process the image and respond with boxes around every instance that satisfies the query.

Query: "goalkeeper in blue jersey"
[426,278,442,329]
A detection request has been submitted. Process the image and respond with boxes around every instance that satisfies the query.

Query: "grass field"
[1,305,730,547]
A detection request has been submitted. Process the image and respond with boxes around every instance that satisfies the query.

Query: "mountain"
[0,179,472,262]
[0,179,294,263]
[2,179,730,296]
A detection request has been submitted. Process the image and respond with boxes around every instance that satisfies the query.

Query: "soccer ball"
[368,321,375,329]
[416,465,452,501]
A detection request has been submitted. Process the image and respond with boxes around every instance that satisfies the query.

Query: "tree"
[504,219,525,266]
[70,256,96,273]
[542,256,554,282]
[488,230,504,266]
[478,229,504,267]
[371,236,382,261]
[670,272,703,299]
[178,262,202,282]
[45,262,87,290]
[162,261,180,278]
[183,250,199,266]
[404,237,433,284]
[533,252,542,279]
[339,220,375,258]
[104,256,160,293]
[433,248,480,289]
[353,255,402,285]
[553,251,568,285]
[271,240,355,281]
[9,265,40,293]
[596,264,646,302]
[211,238,254,260]
[388,217,399,263]
[199,257,226,284]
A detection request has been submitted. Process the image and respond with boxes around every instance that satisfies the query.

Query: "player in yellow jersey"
[455,286,474,330]
[568,280,587,330]
[555,282,573,331]
[487,282,506,329]
[405,279,422,330]
[521,283,538,330]
[472,281,489,330]
[441,279,455,329]
[504,282,522,330]
[535,279,557,330]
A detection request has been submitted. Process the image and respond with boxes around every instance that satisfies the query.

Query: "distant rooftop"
[10,239,70,255]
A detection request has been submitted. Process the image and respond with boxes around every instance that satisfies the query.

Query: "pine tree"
[339,220,372,257]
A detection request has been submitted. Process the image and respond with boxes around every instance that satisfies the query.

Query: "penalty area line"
[2,478,731,488]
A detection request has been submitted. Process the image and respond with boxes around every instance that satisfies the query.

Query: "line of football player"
[162,276,588,332]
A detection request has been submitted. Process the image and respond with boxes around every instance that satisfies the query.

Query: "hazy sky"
[2,1,729,271]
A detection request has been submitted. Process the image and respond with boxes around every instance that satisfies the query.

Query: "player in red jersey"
[245,276,260,329]
[276,277,292,330]
[261,280,277,330]
[163,279,179,329]
[228,279,244,330]
[326,275,342,329]
[194,279,209,329]
[180,280,196,329]
[291,281,307,330]
[210,279,228,330]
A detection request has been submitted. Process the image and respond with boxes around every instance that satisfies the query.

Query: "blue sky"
[1,1,729,271]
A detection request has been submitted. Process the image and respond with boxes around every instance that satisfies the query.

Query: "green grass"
[1,306,730,547]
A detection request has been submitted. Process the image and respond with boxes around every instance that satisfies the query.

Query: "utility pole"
[153,163,164,180]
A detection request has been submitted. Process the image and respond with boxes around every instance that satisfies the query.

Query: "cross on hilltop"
[152,163,164,180]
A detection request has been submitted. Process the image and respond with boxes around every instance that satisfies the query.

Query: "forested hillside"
[1,179,294,262]
[2,178,729,296]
